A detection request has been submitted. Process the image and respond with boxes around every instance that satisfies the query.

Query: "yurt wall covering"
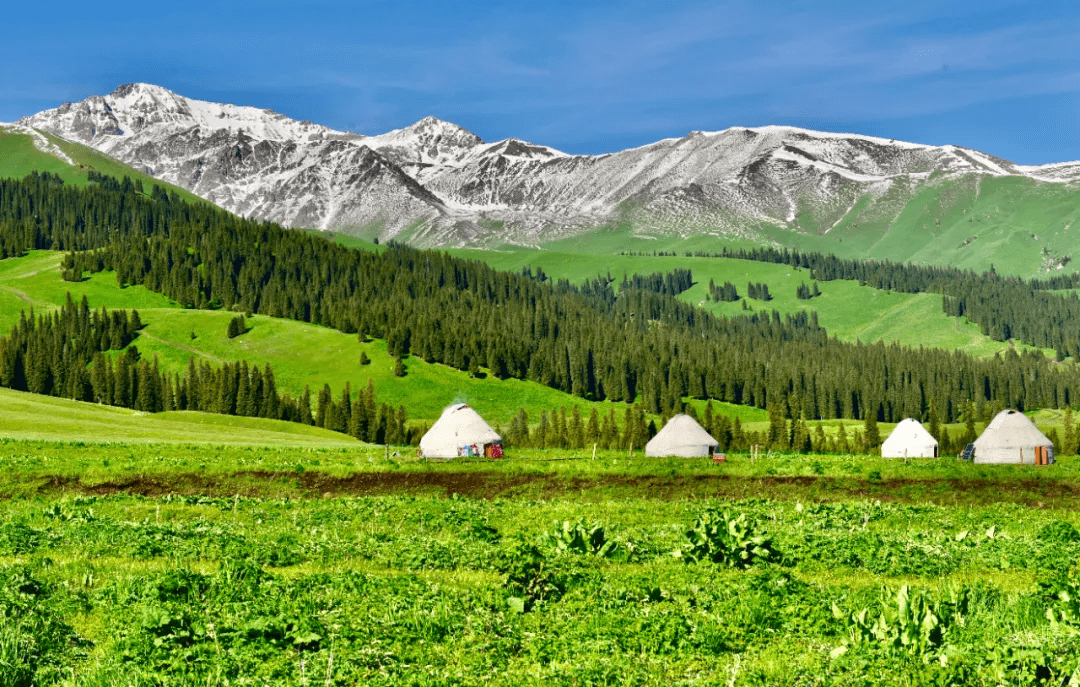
[881,418,939,458]
[645,414,718,457]
[420,404,502,458]
[973,409,1054,465]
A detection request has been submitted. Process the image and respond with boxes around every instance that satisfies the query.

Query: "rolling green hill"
[0,386,360,445]
[0,251,767,427]
[530,174,1080,279]
[437,247,1052,358]
[0,247,1048,436]
[0,126,206,204]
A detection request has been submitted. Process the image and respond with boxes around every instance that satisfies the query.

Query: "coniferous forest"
[699,245,1080,358]
[0,294,409,443]
[3,171,1080,430]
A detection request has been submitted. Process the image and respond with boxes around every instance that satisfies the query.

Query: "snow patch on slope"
[0,123,75,165]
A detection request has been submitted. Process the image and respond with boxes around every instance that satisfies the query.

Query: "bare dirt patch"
[27,470,1080,507]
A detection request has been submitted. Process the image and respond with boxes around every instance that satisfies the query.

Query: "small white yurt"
[973,409,1054,464]
[419,404,502,458]
[881,418,939,458]
[645,414,719,457]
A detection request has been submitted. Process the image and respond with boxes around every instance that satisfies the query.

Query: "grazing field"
[6,437,1080,685]
[0,387,360,447]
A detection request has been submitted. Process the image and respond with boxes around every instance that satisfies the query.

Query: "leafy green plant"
[0,522,40,555]
[1038,519,1080,545]
[498,539,570,611]
[832,585,968,663]
[540,519,618,558]
[673,510,776,568]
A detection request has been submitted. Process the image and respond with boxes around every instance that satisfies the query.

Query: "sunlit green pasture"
[0,387,359,447]
[5,433,1080,685]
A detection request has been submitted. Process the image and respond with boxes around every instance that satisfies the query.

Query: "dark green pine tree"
[766,404,787,450]
[298,386,313,425]
[928,399,941,446]
[600,409,618,449]
[316,384,333,428]
[534,411,550,449]
[568,406,585,449]
[335,384,352,434]
[863,411,881,450]
[507,408,530,448]
[585,408,600,447]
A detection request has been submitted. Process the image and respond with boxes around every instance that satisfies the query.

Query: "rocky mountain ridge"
[16,83,1080,247]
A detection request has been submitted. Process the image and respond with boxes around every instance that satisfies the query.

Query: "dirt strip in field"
[23,470,1080,507]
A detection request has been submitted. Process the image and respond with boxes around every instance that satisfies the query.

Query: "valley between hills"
[7,86,1080,685]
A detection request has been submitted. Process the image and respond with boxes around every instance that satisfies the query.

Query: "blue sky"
[2,0,1077,163]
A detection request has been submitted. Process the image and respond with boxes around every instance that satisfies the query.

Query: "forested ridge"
[3,172,1080,425]
[0,294,412,443]
[702,246,1080,358]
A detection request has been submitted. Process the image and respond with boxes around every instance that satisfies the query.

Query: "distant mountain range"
[15,83,1080,251]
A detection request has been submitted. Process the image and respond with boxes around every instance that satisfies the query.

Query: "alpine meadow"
[4,65,1080,687]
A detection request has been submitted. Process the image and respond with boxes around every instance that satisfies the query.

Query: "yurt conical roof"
[973,409,1052,464]
[645,414,718,457]
[420,404,501,458]
[881,418,938,458]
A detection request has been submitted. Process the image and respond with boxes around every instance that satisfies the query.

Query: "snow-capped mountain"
[17,83,1080,247]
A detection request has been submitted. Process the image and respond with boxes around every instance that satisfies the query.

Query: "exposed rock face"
[19,83,1080,247]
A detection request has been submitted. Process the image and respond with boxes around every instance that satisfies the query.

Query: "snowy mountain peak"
[364,116,484,168]
[16,83,1080,249]
[110,82,173,99]
[469,138,568,161]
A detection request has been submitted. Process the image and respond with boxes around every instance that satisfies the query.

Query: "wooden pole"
[592,443,597,460]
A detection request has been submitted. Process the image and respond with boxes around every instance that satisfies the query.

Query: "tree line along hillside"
[4,171,1080,426]
[700,246,1080,359]
[0,294,414,444]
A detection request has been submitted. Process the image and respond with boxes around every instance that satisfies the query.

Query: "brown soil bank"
[28,470,1080,507]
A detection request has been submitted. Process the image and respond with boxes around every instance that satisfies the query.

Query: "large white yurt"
[881,418,939,458]
[419,404,502,458]
[973,409,1054,464]
[645,414,719,457]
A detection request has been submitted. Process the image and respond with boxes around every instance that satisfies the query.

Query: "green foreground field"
[6,434,1080,685]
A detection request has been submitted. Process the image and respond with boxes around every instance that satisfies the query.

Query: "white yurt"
[973,409,1054,464]
[419,404,502,458]
[645,414,719,457]
[881,418,939,458]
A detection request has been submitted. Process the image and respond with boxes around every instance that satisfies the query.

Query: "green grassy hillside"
[0,246,1042,429]
[0,251,767,426]
[444,247,1050,358]
[0,127,206,204]
[0,386,359,445]
[531,174,1080,279]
